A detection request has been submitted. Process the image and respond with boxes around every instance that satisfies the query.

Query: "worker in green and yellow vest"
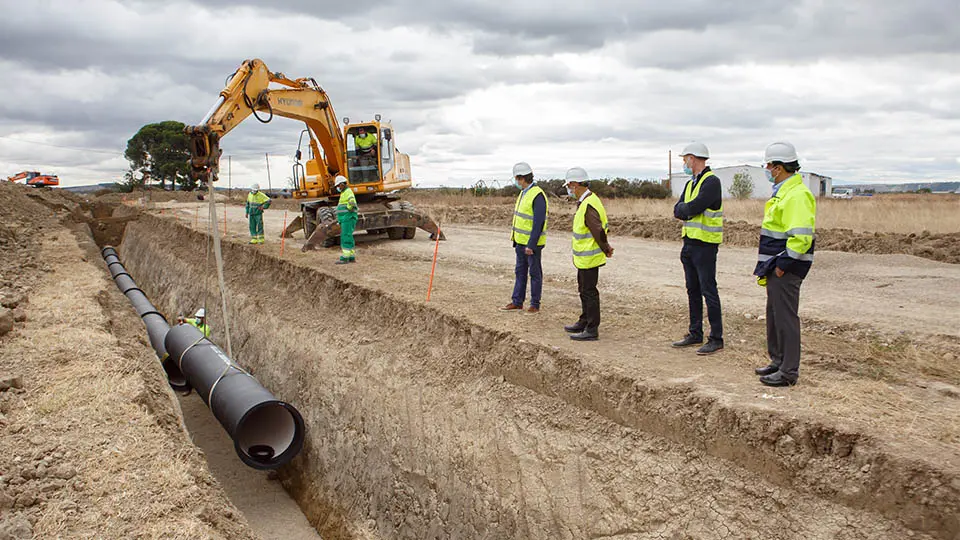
[499,162,548,313]
[753,141,816,388]
[671,142,724,356]
[245,184,271,244]
[178,308,211,338]
[353,127,379,183]
[334,175,358,264]
[562,167,613,341]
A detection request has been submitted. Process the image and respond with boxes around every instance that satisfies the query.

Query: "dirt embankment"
[420,203,960,264]
[0,183,257,539]
[121,214,958,540]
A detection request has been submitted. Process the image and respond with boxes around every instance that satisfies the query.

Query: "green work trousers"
[248,212,264,241]
[339,215,357,260]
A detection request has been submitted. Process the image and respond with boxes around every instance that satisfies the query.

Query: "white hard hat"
[195,308,205,318]
[512,162,533,176]
[680,142,710,159]
[565,167,589,184]
[251,183,260,191]
[764,141,799,164]
[334,175,348,186]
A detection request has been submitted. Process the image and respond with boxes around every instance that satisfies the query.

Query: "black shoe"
[564,322,586,333]
[759,372,797,387]
[696,340,723,356]
[754,364,779,376]
[671,334,703,348]
[570,328,598,341]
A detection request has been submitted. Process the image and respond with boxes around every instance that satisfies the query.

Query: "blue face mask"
[683,165,693,175]
[765,168,775,183]
[514,180,522,189]
[566,187,575,198]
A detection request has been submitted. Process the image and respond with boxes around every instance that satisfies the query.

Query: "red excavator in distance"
[6,171,60,187]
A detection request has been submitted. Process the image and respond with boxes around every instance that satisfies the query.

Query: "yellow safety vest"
[758,174,816,263]
[336,187,357,217]
[571,192,609,269]
[246,191,271,215]
[511,185,548,246]
[355,133,377,150]
[185,318,211,338]
[681,170,723,244]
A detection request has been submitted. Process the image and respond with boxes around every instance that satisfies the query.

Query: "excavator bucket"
[281,215,303,238]
[302,202,446,252]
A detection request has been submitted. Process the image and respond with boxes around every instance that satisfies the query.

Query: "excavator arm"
[185,59,346,187]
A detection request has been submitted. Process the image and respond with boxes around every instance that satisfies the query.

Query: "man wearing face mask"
[334,175,358,264]
[501,162,549,313]
[671,142,724,355]
[563,167,613,341]
[753,142,816,387]
[245,183,271,244]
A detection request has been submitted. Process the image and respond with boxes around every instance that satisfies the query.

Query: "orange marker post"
[280,211,287,257]
[426,222,441,302]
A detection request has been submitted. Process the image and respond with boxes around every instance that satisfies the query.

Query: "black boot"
[754,364,779,376]
[564,322,586,333]
[696,339,723,356]
[759,372,797,387]
[570,328,599,341]
[671,334,703,348]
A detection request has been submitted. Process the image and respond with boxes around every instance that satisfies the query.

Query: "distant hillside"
[834,181,959,193]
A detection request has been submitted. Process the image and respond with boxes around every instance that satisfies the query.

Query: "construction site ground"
[2,183,958,539]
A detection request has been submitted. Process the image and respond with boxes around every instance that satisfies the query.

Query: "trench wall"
[120,215,958,539]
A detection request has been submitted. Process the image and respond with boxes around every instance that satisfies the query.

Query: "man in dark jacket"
[500,162,549,313]
[672,142,724,355]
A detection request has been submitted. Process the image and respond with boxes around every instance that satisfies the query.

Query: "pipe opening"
[235,402,304,469]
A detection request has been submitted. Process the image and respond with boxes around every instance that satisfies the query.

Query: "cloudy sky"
[1,0,958,188]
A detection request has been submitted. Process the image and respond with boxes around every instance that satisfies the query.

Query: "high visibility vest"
[355,133,377,150]
[246,191,271,215]
[186,318,211,338]
[571,192,609,269]
[681,170,723,244]
[511,185,548,246]
[336,187,358,219]
[755,173,816,273]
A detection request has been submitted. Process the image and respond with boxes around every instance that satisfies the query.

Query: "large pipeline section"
[101,246,305,469]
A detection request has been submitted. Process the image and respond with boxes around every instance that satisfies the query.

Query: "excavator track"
[301,201,444,252]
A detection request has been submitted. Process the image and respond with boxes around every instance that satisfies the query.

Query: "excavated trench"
[105,211,957,540]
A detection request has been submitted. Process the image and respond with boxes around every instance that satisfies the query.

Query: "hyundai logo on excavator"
[278,98,303,107]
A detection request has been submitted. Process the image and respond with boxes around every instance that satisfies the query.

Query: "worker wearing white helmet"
[500,162,549,313]
[180,308,211,338]
[562,167,613,341]
[245,183,271,244]
[334,175,359,264]
[753,141,816,388]
[671,141,724,356]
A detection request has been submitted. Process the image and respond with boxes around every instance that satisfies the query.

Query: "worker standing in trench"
[334,175,358,264]
[245,184,271,244]
[178,308,211,338]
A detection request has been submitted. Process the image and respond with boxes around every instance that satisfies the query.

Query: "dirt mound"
[420,203,960,263]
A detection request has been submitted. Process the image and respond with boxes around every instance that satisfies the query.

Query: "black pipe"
[101,246,190,393]
[164,324,305,469]
[100,246,304,470]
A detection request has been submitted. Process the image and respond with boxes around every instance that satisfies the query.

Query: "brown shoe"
[499,303,523,311]
[525,306,540,314]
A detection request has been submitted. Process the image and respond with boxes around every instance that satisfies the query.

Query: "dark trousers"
[511,245,543,308]
[576,267,600,330]
[680,242,723,342]
[766,271,803,381]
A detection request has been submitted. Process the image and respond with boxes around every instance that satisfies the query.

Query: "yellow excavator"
[185,58,443,250]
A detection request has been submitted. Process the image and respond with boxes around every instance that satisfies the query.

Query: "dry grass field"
[407,191,960,235]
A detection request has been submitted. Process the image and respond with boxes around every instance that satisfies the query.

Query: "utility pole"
[265,152,273,193]
[667,150,672,191]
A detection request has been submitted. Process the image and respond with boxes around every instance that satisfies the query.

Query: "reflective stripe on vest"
[571,192,609,269]
[511,185,548,246]
[681,170,723,244]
